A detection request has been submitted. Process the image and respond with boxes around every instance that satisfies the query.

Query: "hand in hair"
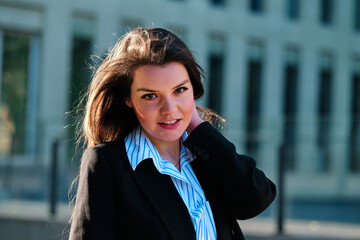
[186,104,204,134]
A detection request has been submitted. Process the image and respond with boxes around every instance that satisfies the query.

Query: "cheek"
[181,97,195,117]
[132,101,157,121]
[131,102,146,119]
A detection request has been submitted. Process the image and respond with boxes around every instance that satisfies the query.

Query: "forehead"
[132,62,190,88]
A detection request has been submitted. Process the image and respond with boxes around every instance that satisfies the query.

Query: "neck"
[155,140,180,162]
[146,136,181,169]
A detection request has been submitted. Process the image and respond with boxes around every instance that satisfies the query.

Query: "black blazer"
[69,122,276,240]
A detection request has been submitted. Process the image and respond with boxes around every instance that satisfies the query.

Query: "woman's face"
[126,62,195,148]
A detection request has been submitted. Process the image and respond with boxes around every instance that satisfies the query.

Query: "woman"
[69,27,276,240]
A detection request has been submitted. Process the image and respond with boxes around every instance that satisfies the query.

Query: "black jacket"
[69,122,276,240]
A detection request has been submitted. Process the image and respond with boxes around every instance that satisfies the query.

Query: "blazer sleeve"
[184,122,276,220]
[69,146,117,240]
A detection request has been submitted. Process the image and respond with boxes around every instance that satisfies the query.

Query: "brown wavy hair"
[79,27,223,148]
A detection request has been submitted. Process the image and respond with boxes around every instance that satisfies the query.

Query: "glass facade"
[350,71,360,172]
[245,42,263,156]
[66,16,95,164]
[286,0,300,20]
[320,0,334,25]
[211,0,226,7]
[0,1,360,240]
[208,55,224,114]
[0,31,41,203]
[316,53,333,172]
[282,48,299,171]
[207,36,225,115]
[355,0,360,31]
[249,0,264,13]
[0,33,30,157]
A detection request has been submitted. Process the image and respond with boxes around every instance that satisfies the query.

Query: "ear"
[125,98,132,108]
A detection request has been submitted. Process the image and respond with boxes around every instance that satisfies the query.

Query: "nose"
[160,96,177,115]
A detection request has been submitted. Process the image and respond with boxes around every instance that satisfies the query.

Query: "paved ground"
[0,200,359,240]
[239,218,360,240]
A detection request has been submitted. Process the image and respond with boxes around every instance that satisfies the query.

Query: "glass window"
[320,0,334,25]
[211,0,226,7]
[66,17,94,161]
[0,32,30,156]
[246,60,262,155]
[207,35,225,115]
[354,0,360,31]
[349,71,360,172]
[286,0,300,20]
[68,36,92,112]
[208,56,224,114]
[245,42,263,156]
[249,0,264,13]
[282,48,299,171]
[316,53,333,172]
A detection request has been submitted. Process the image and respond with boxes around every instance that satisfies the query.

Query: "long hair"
[79,27,223,148]
[67,28,224,235]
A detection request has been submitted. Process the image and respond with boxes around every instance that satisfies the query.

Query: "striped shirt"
[124,125,217,240]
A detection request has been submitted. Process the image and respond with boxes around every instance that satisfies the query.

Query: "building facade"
[0,0,359,208]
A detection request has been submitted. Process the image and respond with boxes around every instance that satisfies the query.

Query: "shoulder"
[80,140,126,173]
[185,122,223,146]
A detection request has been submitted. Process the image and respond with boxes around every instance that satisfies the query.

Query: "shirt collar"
[124,125,195,172]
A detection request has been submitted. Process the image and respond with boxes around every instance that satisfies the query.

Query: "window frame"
[0,30,40,164]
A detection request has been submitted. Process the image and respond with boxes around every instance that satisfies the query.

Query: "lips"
[158,119,181,129]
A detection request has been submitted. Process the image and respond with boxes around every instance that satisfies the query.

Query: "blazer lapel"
[133,158,196,240]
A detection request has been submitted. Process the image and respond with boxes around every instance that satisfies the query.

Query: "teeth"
[162,120,177,125]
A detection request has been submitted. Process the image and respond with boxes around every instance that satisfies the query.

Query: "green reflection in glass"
[0,33,30,156]
[66,36,92,162]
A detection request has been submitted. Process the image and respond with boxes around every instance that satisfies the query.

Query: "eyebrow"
[136,79,189,92]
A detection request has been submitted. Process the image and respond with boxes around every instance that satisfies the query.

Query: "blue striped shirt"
[124,125,217,240]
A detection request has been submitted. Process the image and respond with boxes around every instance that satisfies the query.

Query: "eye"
[141,93,157,100]
[174,87,188,94]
